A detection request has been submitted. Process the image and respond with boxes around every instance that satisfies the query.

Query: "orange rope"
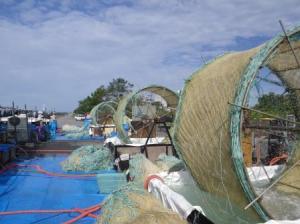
[0,204,102,223]
[64,205,101,224]
[269,153,288,165]
[0,164,102,223]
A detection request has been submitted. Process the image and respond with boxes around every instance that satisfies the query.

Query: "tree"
[74,78,134,114]
[105,78,134,101]
[74,86,106,114]
[250,92,295,119]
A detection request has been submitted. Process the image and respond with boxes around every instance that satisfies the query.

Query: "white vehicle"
[74,115,85,121]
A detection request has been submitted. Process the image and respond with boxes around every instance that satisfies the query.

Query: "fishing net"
[173,49,262,224]
[62,124,90,139]
[98,154,186,224]
[90,101,117,125]
[231,25,300,220]
[97,186,187,224]
[64,130,90,139]
[114,85,179,144]
[129,154,161,185]
[61,145,113,171]
[155,154,184,172]
[173,25,300,223]
[62,124,83,132]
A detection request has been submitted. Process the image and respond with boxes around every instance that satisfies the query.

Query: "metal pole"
[279,20,300,68]
[143,122,155,158]
[163,121,179,158]
[12,101,15,116]
[12,101,17,144]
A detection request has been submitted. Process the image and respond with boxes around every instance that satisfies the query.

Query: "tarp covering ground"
[0,154,109,224]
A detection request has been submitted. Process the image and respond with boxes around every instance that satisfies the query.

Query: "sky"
[0,0,300,112]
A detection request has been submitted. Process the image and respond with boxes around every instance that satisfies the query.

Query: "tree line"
[74,78,134,114]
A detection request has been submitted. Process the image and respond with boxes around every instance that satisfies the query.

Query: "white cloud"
[0,0,299,111]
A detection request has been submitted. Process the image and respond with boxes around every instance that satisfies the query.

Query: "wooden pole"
[279,20,300,68]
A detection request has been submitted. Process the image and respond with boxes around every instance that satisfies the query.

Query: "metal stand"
[141,120,178,158]
[113,118,179,160]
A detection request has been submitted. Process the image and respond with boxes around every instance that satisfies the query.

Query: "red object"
[64,204,101,224]
[269,153,288,165]
[143,174,164,190]
[0,204,102,224]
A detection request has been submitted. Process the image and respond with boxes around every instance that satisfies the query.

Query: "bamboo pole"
[229,102,300,125]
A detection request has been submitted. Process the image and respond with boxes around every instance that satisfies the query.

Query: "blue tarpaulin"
[0,154,108,224]
[0,144,14,152]
[54,134,105,142]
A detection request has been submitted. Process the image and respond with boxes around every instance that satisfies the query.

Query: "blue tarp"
[0,154,108,224]
[54,134,105,142]
[0,144,14,152]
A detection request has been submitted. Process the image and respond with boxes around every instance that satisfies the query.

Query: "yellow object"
[242,134,252,167]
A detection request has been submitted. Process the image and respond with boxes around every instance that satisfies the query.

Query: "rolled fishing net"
[172,25,300,223]
[61,145,113,171]
[90,101,117,125]
[231,25,300,220]
[114,85,179,144]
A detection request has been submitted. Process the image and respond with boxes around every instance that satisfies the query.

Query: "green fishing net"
[61,145,113,171]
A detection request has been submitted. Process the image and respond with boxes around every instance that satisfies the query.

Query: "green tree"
[250,92,295,119]
[74,78,134,114]
[105,78,134,101]
[74,86,106,114]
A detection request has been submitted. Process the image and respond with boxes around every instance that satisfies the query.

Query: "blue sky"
[0,0,299,112]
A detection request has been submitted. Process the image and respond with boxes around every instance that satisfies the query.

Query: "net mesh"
[97,187,187,224]
[231,25,300,220]
[173,25,300,223]
[114,85,179,143]
[173,49,263,224]
[90,101,117,125]
[155,154,184,172]
[62,124,90,139]
[64,130,89,139]
[97,154,188,224]
[61,145,113,171]
[62,124,83,132]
